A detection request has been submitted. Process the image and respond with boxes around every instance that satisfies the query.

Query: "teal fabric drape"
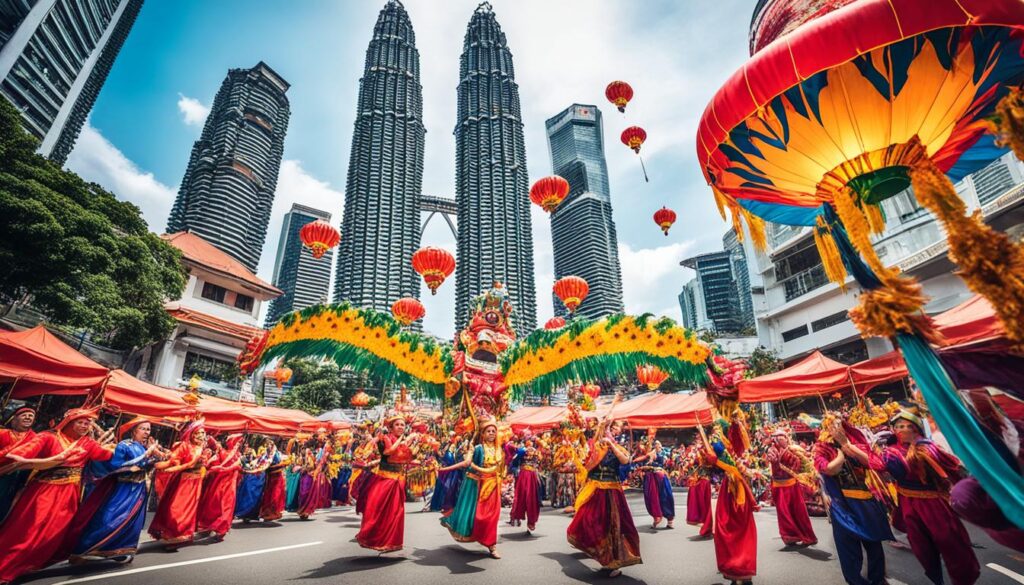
[897,333,1024,528]
[441,444,483,537]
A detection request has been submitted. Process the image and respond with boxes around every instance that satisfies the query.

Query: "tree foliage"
[746,345,784,378]
[0,98,185,350]
[275,358,364,415]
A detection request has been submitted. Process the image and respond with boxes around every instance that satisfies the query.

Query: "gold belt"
[467,472,496,481]
[772,478,796,488]
[841,488,873,500]
[374,468,405,482]
[118,471,148,483]
[34,467,82,485]
[898,487,944,499]
[521,465,538,472]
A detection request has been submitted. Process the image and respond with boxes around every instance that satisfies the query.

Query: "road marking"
[58,541,323,584]
[989,563,1024,584]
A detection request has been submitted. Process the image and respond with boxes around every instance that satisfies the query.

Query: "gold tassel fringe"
[848,273,937,342]
[729,203,744,243]
[863,202,886,235]
[831,187,887,275]
[740,207,768,253]
[909,161,1024,344]
[813,216,848,289]
[993,87,1024,163]
[712,186,729,221]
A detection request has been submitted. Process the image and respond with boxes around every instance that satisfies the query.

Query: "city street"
[22,490,1024,585]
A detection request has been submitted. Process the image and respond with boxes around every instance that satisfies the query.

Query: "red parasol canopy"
[2,326,109,396]
[739,350,852,403]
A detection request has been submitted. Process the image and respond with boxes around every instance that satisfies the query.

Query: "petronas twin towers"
[334,0,536,333]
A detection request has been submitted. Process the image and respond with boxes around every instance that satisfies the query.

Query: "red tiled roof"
[166,305,264,342]
[162,232,281,296]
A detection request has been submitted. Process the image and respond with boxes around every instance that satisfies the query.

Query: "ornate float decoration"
[697,0,1024,525]
[412,246,456,296]
[299,219,340,259]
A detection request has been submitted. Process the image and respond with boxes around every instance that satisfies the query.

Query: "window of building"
[201,282,227,303]
[775,237,830,302]
[782,325,809,342]
[811,310,849,332]
[234,294,254,312]
[183,351,239,386]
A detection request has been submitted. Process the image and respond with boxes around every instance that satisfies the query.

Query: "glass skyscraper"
[722,229,755,330]
[545,103,623,319]
[0,0,143,163]
[454,2,536,332]
[681,250,747,334]
[265,204,333,327]
[333,0,424,312]
[167,62,290,273]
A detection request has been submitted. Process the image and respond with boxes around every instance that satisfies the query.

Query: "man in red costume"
[766,428,817,546]
[0,407,114,584]
[0,405,37,523]
[881,410,980,585]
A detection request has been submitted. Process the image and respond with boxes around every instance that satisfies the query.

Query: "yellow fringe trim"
[863,202,886,235]
[740,207,768,253]
[909,160,1024,344]
[813,216,848,289]
[993,87,1024,163]
[712,186,729,221]
[832,187,887,275]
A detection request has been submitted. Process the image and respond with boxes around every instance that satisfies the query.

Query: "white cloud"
[64,121,178,230]
[177,93,209,126]
[618,240,696,319]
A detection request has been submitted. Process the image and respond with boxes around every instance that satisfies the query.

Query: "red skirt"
[149,472,203,544]
[714,481,757,580]
[567,483,642,570]
[356,472,406,552]
[772,482,817,545]
[510,468,541,526]
[687,478,714,536]
[259,471,286,521]
[196,470,240,537]
[0,480,80,582]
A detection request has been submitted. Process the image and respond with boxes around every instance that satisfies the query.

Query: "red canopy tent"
[933,295,1003,348]
[2,326,110,396]
[850,351,906,395]
[739,351,852,403]
[507,406,569,432]
[612,392,713,429]
[103,369,193,419]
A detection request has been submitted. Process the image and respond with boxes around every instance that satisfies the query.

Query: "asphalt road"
[21,489,1024,585]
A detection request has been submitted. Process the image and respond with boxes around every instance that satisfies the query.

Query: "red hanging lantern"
[636,364,669,391]
[553,276,589,313]
[391,297,426,326]
[529,175,570,213]
[581,383,601,399]
[411,246,456,295]
[299,219,340,259]
[605,81,634,113]
[620,126,647,154]
[544,316,566,330]
[263,367,293,389]
[653,206,677,236]
[351,391,371,408]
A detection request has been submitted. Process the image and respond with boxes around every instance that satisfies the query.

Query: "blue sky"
[65,0,753,338]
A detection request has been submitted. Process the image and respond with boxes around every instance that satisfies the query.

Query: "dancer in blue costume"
[429,432,465,513]
[636,439,676,529]
[235,445,268,521]
[63,418,162,565]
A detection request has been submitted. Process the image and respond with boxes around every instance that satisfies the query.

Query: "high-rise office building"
[545,104,623,319]
[167,62,290,273]
[678,279,704,330]
[722,229,755,330]
[455,2,536,332]
[0,0,143,163]
[265,204,333,326]
[680,250,747,334]
[333,0,424,311]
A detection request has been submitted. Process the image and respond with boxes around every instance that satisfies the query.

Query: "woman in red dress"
[684,441,714,538]
[196,433,244,540]
[356,415,413,553]
[766,428,817,546]
[259,439,288,521]
[0,407,114,584]
[148,419,210,550]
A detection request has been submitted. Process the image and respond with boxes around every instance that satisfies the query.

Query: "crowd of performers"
[1,392,1021,585]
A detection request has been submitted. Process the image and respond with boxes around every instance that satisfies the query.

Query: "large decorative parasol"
[697,0,1024,525]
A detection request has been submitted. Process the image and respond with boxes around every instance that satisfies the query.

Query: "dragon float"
[239,281,714,430]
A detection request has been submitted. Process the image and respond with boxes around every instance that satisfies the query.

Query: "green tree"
[0,98,186,350]
[746,345,783,377]
[276,358,362,415]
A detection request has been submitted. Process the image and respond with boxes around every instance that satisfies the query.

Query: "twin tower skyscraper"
[334,0,537,332]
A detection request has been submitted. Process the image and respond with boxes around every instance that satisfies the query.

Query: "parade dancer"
[442,416,505,559]
[149,419,210,550]
[0,405,36,523]
[684,441,714,538]
[235,444,268,522]
[196,433,244,540]
[815,416,894,585]
[297,429,333,519]
[510,436,543,533]
[430,431,465,513]
[0,407,114,584]
[355,415,413,553]
[766,428,817,546]
[63,418,162,564]
[567,411,642,577]
[637,439,675,529]
[259,439,289,521]
[882,411,980,585]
